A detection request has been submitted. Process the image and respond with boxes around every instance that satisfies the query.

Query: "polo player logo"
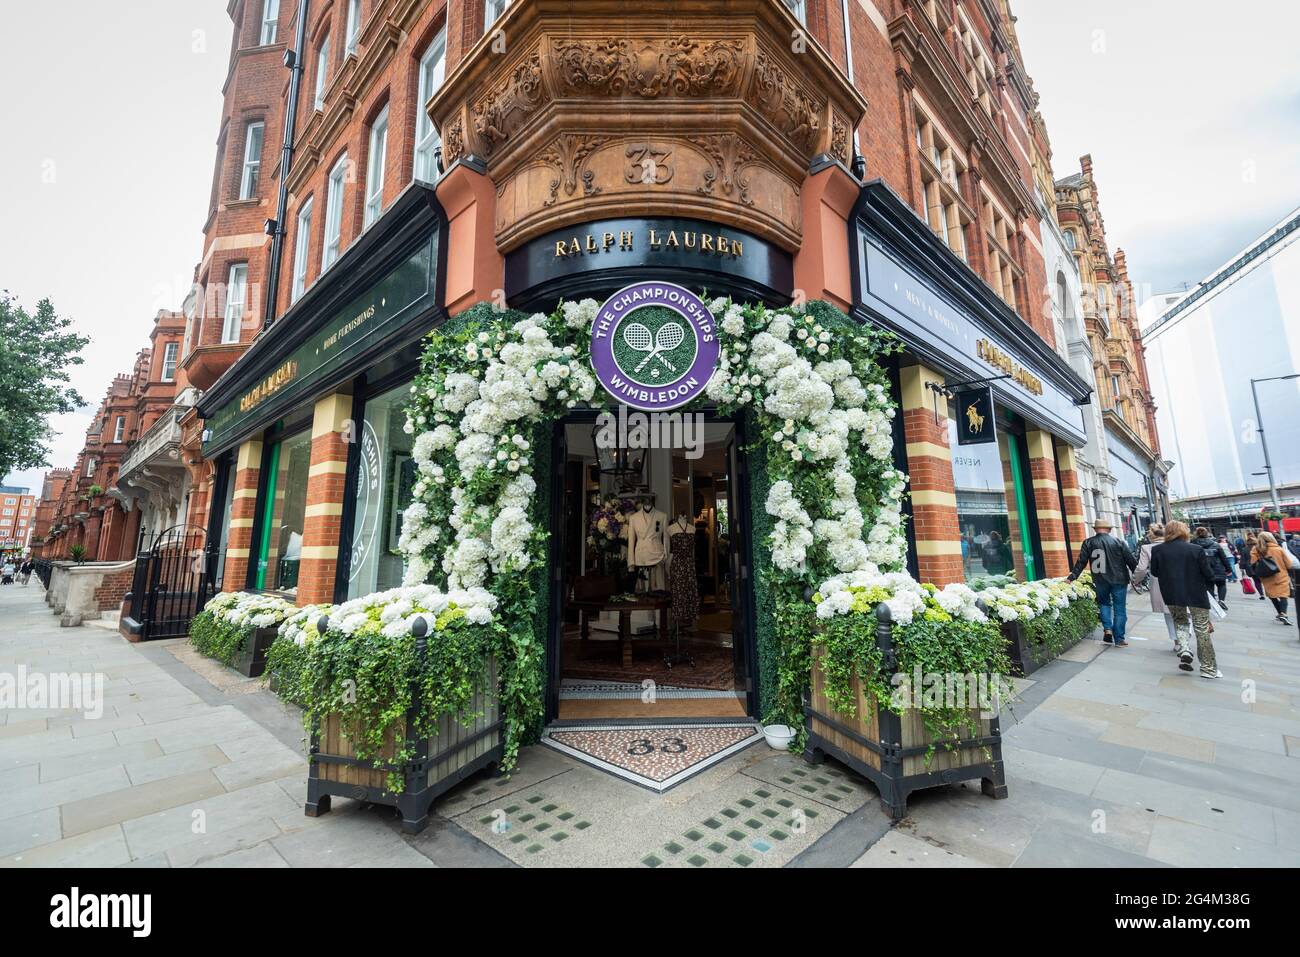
[966,402,985,435]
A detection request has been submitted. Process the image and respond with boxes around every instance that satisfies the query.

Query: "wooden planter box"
[1002,619,1100,677]
[804,605,1007,820]
[305,659,501,834]
[233,626,278,678]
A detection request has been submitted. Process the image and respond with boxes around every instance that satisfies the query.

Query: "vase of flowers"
[588,494,635,586]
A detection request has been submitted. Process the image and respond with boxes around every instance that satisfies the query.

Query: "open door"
[726,430,756,716]
[545,421,568,722]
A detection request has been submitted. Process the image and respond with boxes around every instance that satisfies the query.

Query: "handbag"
[1256,555,1281,578]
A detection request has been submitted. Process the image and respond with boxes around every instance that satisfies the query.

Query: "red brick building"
[163,0,1103,724]
[0,488,39,558]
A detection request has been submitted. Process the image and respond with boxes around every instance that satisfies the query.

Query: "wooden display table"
[571,594,671,667]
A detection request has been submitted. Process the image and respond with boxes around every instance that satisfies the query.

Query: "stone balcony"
[429,0,867,255]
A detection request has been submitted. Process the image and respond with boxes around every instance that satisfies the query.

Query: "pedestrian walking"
[1286,533,1300,568]
[0,560,13,585]
[980,530,1014,576]
[1068,517,1138,646]
[19,559,33,586]
[1150,521,1221,678]
[1250,531,1294,626]
[1194,526,1230,605]
[1131,523,1180,649]
[1218,535,1238,582]
[1242,530,1267,600]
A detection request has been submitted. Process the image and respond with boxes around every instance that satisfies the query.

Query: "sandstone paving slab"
[1097,724,1216,763]
[271,803,435,868]
[195,841,291,868]
[3,824,131,869]
[0,807,61,856]
[212,746,305,792]
[1037,694,1153,727]
[1002,744,1107,796]
[1273,807,1300,852]
[123,744,230,786]
[66,713,148,738]
[1134,711,1288,754]
[0,717,50,739]
[163,816,285,868]
[121,780,301,859]
[1002,722,1148,774]
[851,829,988,867]
[1145,817,1300,868]
[111,708,266,753]
[1014,707,1108,739]
[0,764,39,790]
[1212,743,1300,785]
[114,701,214,726]
[1,766,131,823]
[1287,734,1299,757]
[1090,768,1278,845]
[1135,752,1300,814]
[1054,639,1106,664]
[40,739,164,783]
[61,768,228,837]
[1012,828,1169,868]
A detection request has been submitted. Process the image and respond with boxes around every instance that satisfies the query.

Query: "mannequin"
[626,496,669,591]
[667,513,699,631]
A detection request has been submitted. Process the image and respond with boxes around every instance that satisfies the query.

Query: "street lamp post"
[1249,374,1300,517]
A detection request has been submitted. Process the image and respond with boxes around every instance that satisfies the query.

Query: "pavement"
[1,579,1297,867]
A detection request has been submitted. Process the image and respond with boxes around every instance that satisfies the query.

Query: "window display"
[949,416,1013,581]
[256,429,312,593]
[347,383,415,598]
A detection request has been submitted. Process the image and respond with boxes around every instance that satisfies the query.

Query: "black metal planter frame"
[803,602,1008,820]
[303,617,504,834]
[232,626,279,678]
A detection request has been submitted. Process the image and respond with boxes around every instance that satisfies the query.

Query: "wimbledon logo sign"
[590,282,720,412]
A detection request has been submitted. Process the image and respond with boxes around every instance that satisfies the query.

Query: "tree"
[0,292,90,479]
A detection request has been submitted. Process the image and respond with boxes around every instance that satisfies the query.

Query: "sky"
[3,1,1299,495]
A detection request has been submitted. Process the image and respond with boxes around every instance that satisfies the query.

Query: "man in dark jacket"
[1194,527,1230,604]
[1150,521,1220,678]
[1068,518,1138,646]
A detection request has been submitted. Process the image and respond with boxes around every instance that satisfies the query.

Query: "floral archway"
[397,295,908,763]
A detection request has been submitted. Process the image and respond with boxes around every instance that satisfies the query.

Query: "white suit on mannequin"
[626,503,669,590]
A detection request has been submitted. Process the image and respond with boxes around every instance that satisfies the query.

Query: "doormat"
[561,637,734,690]
[542,723,762,792]
[560,679,739,700]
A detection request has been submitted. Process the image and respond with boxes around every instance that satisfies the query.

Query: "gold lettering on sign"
[976,339,1044,396]
[239,360,299,413]
[553,226,745,260]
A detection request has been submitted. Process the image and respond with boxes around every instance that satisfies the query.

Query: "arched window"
[1063,229,1077,251]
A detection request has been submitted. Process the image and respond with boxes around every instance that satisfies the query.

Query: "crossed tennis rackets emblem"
[621,319,686,374]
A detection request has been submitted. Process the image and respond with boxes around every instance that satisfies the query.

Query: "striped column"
[1026,429,1070,578]
[297,392,352,606]
[997,433,1030,580]
[223,439,263,593]
[900,364,964,586]
[1054,440,1088,555]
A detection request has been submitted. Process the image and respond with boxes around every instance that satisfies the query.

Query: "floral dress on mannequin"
[668,517,699,630]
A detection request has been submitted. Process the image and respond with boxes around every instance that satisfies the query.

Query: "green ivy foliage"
[1021,596,1099,664]
[189,609,254,666]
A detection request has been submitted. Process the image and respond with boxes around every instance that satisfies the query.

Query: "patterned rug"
[561,637,735,690]
[542,723,762,792]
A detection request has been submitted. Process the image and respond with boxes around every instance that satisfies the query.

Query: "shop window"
[364,107,388,228]
[260,0,279,45]
[255,430,312,594]
[413,30,447,181]
[238,121,264,200]
[949,416,1013,583]
[346,383,414,598]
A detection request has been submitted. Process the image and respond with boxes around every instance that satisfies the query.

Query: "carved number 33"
[627,737,688,755]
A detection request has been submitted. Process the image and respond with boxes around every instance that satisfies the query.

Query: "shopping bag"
[1241,577,1256,595]
[1208,593,1228,619]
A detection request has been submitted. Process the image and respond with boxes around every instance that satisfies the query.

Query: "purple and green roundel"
[590,282,720,412]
